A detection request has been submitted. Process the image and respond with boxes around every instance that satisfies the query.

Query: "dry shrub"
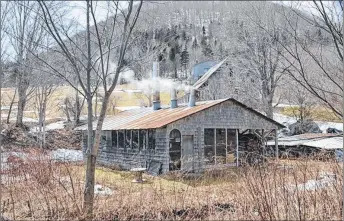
[240,158,342,220]
[2,155,343,220]
[2,155,84,220]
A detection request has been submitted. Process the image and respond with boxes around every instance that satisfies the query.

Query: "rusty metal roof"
[75,98,285,131]
[75,99,227,130]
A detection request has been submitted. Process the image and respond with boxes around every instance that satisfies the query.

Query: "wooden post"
[275,129,279,160]
[214,128,217,165]
[138,130,140,150]
[236,129,239,167]
[262,129,265,157]
[146,130,149,150]
[130,130,133,149]
[116,131,119,149]
[225,128,228,164]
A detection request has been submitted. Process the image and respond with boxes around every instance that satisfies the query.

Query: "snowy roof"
[267,133,343,150]
[303,137,343,150]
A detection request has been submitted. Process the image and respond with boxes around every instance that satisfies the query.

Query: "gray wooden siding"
[82,128,170,173]
[166,100,278,172]
[82,100,278,174]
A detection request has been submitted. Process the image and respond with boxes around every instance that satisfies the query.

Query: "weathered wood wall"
[82,100,279,174]
[166,100,278,172]
[82,128,170,173]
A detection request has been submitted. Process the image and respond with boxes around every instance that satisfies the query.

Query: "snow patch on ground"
[273,113,297,126]
[316,121,343,133]
[9,117,38,123]
[94,184,113,195]
[50,149,83,162]
[288,172,336,191]
[30,121,66,133]
[273,113,343,133]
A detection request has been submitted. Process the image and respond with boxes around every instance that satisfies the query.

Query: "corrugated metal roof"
[303,137,342,150]
[75,97,285,131]
[193,58,227,90]
[76,99,227,130]
[267,133,342,149]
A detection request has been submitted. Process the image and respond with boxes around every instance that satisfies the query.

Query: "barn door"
[181,135,194,171]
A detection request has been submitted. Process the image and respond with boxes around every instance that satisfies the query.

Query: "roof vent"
[188,89,196,107]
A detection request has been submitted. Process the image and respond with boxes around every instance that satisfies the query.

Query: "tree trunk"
[92,94,110,156]
[266,95,274,119]
[16,84,28,127]
[64,97,71,122]
[83,94,94,219]
[83,1,95,218]
[6,89,17,124]
[42,95,47,148]
[75,88,80,125]
[38,107,43,148]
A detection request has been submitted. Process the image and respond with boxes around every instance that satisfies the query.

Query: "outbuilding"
[76,96,284,174]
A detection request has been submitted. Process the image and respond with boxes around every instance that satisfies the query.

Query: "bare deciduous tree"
[6,1,45,127]
[269,1,343,118]
[37,0,143,217]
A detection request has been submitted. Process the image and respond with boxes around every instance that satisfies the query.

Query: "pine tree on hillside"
[192,37,198,49]
[218,42,224,59]
[182,30,187,41]
[201,36,213,58]
[180,43,190,78]
[169,43,179,79]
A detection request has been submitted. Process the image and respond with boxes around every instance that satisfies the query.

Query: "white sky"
[67,1,128,26]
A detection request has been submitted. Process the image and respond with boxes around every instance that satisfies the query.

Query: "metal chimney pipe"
[188,88,196,107]
[170,88,177,109]
[152,62,161,110]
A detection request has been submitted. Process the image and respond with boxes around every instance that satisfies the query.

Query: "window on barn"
[125,130,131,149]
[83,131,95,147]
[148,129,156,150]
[204,128,238,165]
[112,131,118,148]
[216,129,226,164]
[132,130,139,149]
[118,130,125,148]
[83,132,88,148]
[101,135,107,146]
[227,129,237,164]
[169,129,181,171]
[139,130,147,150]
[204,128,215,165]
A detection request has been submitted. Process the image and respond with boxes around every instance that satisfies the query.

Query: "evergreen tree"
[192,37,198,49]
[182,30,187,41]
[202,26,206,35]
[180,43,190,78]
[169,43,178,78]
[201,36,213,57]
[218,42,224,59]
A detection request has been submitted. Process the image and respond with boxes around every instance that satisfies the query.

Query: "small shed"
[76,98,284,174]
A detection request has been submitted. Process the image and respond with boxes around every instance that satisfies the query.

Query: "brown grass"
[1,154,343,220]
[281,106,341,122]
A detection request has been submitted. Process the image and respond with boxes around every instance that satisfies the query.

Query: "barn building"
[76,62,283,174]
[76,96,283,174]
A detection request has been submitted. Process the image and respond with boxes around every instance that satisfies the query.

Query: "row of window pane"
[204,128,237,165]
[110,129,155,150]
[83,130,156,151]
